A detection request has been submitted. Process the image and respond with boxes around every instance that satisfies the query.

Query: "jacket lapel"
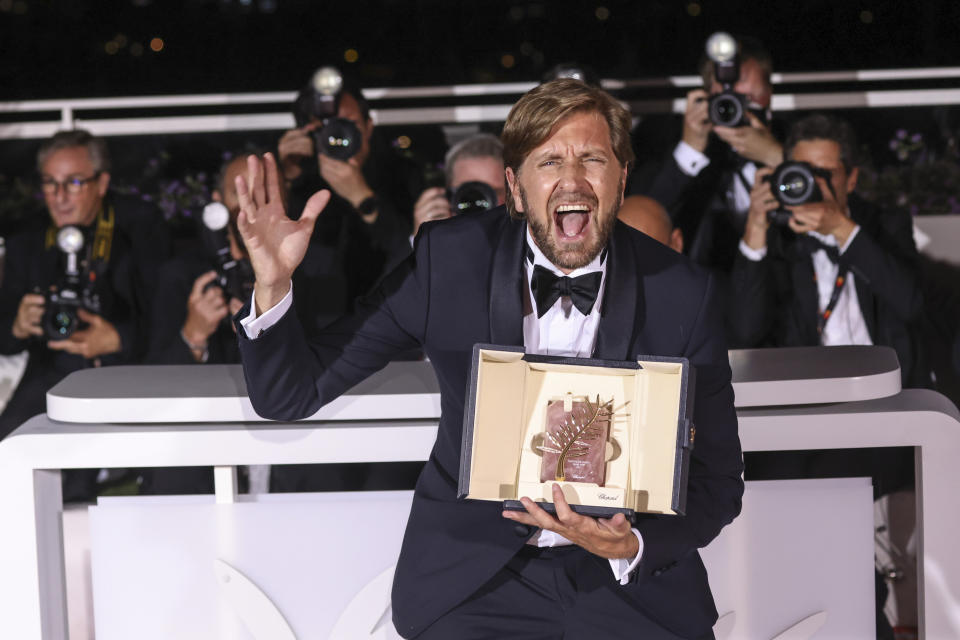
[488,214,526,346]
[594,222,639,361]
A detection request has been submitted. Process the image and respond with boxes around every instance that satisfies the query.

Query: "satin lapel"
[594,222,639,361]
[488,215,526,346]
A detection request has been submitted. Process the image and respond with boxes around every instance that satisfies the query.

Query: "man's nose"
[557,159,588,188]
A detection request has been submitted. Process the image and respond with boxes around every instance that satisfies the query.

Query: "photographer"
[277,67,410,304]
[411,133,506,239]
[729,113,925,387]
[632,35,782,273]
[146,155,253,366]
[0,131,169,488]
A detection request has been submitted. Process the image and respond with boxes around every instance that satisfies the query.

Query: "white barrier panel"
[84,480,873,640]
[1,347,958,638]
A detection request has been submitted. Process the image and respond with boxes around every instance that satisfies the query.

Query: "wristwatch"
[356,195,379,216]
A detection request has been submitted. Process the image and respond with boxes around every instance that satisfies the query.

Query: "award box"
[458,345,695,519]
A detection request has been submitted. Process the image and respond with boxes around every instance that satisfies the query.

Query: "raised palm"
[235,153,330,310]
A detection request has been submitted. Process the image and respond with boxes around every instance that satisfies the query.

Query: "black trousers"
[415,546,714,640]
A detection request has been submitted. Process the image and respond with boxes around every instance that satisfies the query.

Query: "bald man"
[618,194,683,253]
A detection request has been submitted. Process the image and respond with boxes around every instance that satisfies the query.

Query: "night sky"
[3,0,960,100]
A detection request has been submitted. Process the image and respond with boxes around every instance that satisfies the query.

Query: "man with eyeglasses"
[0,129,170,500]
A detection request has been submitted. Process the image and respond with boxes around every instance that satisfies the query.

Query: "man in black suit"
[0,129,169,497]
[631,37,782,275]
[234,79,742,639]
[728,113,925,388]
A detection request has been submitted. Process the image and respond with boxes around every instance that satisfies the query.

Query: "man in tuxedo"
[0,129,169,498]
[235,79,742,639]
[728,113,925,388]
[631,37,781,275]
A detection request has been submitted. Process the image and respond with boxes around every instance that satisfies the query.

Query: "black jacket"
[728,193,927,387]
[236,206,743,638]
[0,194,170,437]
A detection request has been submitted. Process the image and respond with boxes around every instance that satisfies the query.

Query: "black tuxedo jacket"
[728,193,927,387]
[237,206,743,638]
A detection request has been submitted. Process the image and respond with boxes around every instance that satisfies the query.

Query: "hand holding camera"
[787,174,856,244]
[47,309,121,360]
[317,153,375,218]
[183,271,230,350]
[277,124,317,183]
[743,166,777,250]
[714,111,783,167]
[12,293,45,340]
[412,187,453,237]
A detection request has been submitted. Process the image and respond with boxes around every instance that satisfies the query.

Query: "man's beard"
[523,177,622,271]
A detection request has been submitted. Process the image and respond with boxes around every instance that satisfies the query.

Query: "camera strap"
[44,204,115,285]
[816,264,850,339]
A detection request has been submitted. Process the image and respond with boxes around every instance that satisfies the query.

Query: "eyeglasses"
[41,173,100,196]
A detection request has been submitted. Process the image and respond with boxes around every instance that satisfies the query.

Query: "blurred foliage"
[859,128,960,215]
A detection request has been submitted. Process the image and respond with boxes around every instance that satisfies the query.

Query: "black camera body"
[43,282,101,341]
[709,91,752,128]
[42,225,101,340]
[764,161,832,225]
[294,67,363,162]
[201,203,254,304]
[449,181,498,215]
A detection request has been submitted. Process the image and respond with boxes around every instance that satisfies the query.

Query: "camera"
[763,161,832,225]
[704,32,769,128]
[293,66,363,162]
[201,202,255,303]
[42,226,101,340]
[449,181,498,215]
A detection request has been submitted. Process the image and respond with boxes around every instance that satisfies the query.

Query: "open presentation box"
[458,345,695,519]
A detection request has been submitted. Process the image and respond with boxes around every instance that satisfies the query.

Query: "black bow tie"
[797,234,840,263]
[530,264,602,318]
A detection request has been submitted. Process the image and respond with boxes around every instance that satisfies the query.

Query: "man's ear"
[846,166,859,194]
[670,228,684,254]
[505,167,524,214]
[96,172,111,197]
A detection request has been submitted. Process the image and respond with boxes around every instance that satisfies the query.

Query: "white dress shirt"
[738,224,872,346]
[242,228,645,585]
[674,140,756,216]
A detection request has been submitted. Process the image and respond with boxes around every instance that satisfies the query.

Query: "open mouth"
[554,204,591,241]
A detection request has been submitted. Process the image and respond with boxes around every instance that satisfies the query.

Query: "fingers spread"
[300,189,332,226]
[263,152,283,204]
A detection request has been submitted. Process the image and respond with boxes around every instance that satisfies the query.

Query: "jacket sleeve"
[631,272,744,581]
[236,223,431,421]
[842,204,922,324]
[727,246,776,347]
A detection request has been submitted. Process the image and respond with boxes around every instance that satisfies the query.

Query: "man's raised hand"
[235,153,330,315]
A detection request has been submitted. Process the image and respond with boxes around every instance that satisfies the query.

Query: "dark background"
[3,0,960,233]
[3,0,959,99]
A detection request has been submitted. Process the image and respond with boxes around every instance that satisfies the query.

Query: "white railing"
[2,66,960,140]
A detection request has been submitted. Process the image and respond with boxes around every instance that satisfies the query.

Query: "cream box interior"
[459,346,693,516]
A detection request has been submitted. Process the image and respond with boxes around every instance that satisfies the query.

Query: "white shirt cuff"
[608,528,645,585]
[239,283,293,339]
[674,141,710,177]
[739,239,767,262]
[839,224,861,254]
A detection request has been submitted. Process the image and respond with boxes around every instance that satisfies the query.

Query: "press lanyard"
[815,264,849,339]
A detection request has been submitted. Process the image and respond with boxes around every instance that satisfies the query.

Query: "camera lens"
[773,163,816,206]
[450,181,498,215]
[709,93,744,128]
[316,118,362,161]
[44,304,78,339]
